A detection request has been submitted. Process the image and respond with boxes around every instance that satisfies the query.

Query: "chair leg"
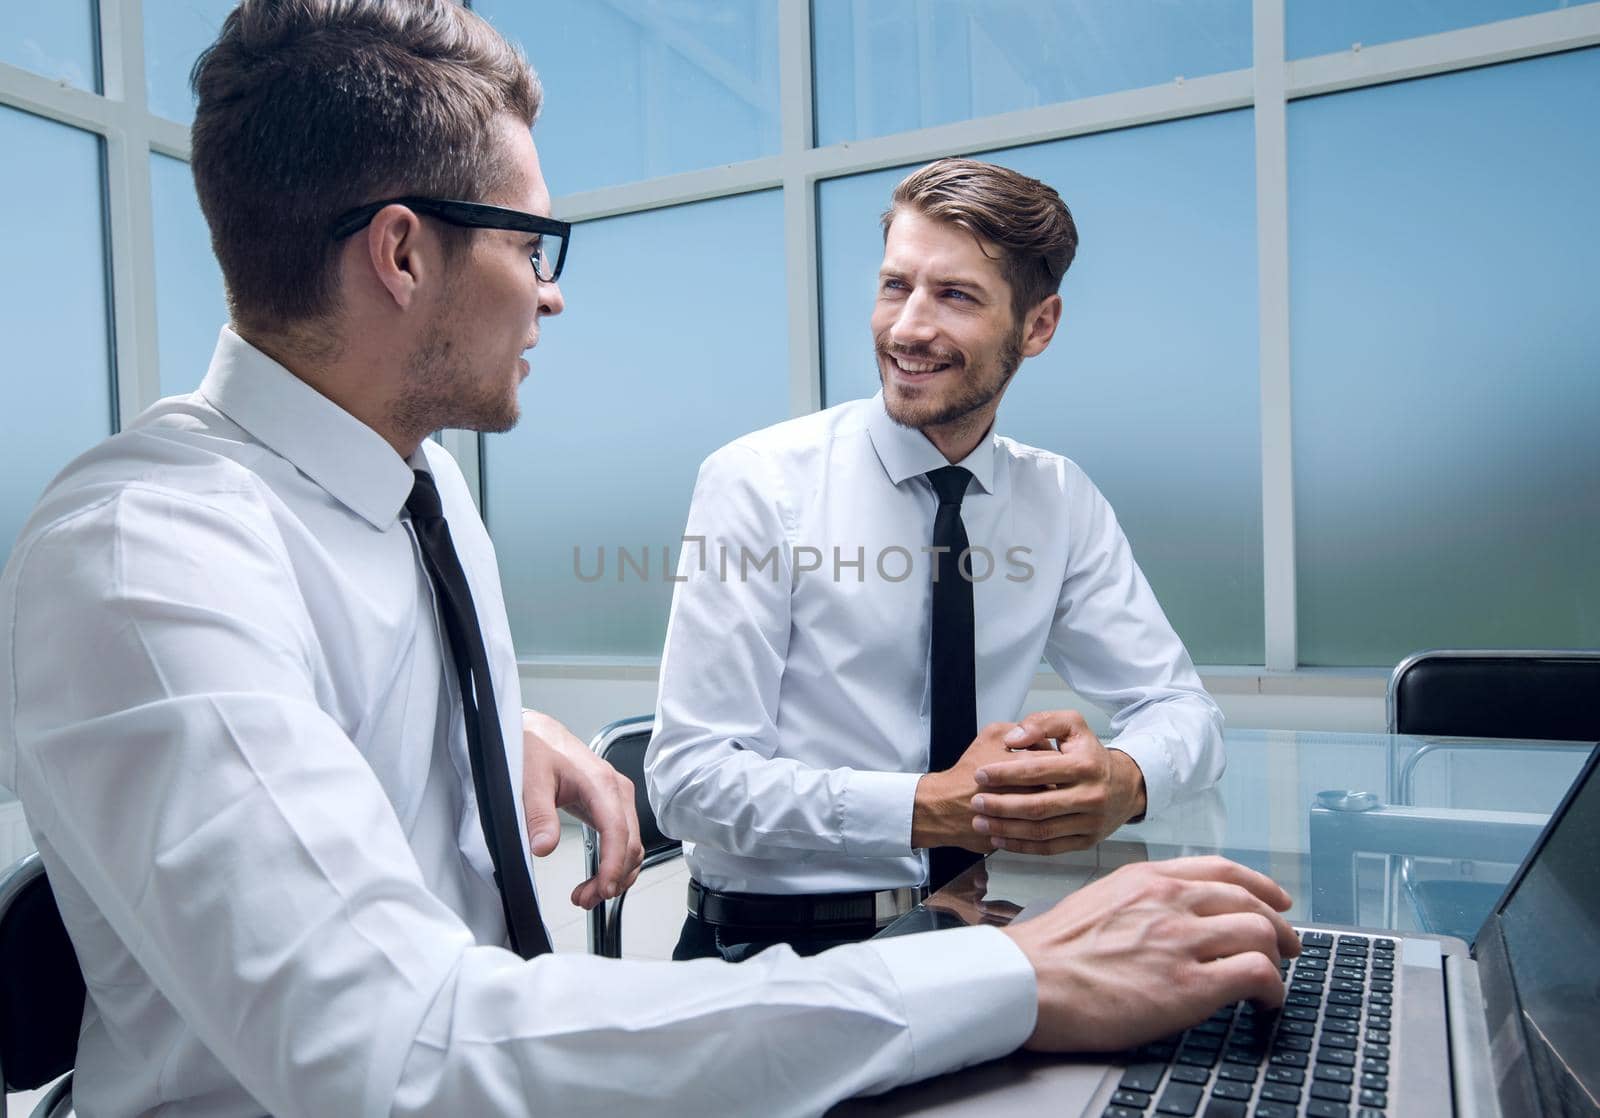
[587,900,606,956]
[602,891,629,958]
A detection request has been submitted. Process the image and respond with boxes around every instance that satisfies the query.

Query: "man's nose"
[888,290,936,345]
[540,278,565,316]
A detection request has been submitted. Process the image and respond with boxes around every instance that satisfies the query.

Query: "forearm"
[394,927,1037,1116]
[648,720,920,858]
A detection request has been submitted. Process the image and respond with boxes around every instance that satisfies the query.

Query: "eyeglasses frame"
[330,196,570,283]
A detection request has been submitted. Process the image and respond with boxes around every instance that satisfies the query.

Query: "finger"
[972,786,1107,822]
[1197,951,1287,1010]
[975,751,1101,788]
[1002,709,1088,747]
[617,783,645,891]
[522,756,563,858]
[567,775,637,901]
[1186,911,1286,967]
[571,873,617,911]
[1148,856,1296,918]
[975,810,1103,843]
[1170,876,1300,958]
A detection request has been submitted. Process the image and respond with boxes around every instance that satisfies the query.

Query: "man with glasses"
[0,2,1292,1114]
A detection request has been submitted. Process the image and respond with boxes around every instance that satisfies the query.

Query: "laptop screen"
[1492,744,1600,1113]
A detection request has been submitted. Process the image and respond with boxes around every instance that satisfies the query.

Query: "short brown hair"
[190,0,540,335]
[882,158,1078,320]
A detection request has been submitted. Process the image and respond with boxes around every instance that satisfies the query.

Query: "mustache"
[875,340,964,366]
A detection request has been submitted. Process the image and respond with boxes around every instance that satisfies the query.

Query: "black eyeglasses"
[330,196,570,283]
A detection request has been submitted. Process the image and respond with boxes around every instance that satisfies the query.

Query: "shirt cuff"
[1108,734,1176,818]
[863,925,1037,1088]
[839,770,922,857]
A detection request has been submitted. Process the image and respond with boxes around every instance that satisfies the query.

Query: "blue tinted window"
[144,0,235,122]
[150,154,229,397]
[1288,0,1588,60]
[819,110,1263,665]
[475,1,780,194]
[0,1,98,91]
[484,191,791,657]
[813,0,1251,146]
[0,107,114,566]
[1289,50,1600,666]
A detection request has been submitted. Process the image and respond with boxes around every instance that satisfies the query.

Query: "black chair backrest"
[599,728,677,859]
[1390,651,1600,741]
[0,853,85,1092]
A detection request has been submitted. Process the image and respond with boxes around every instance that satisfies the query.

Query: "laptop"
[835,743,1600,1118]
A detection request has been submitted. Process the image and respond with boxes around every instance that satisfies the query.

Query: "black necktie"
[926,465,983,891]
[407,470,551,958]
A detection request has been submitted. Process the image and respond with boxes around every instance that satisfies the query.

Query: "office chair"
[582,717,683,957]
[1387,648,1600,743]
[1385,648,1600,939]
[0,852,82,1118]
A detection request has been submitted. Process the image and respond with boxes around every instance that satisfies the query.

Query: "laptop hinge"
[1443,954,1500,1118]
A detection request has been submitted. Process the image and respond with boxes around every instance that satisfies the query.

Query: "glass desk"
[878,730,1594,946]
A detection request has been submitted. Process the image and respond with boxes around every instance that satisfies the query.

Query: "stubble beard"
[877,323,1025,433]
[391,314,521,445]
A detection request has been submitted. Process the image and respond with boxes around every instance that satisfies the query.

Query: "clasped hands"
[913,709,1146,855]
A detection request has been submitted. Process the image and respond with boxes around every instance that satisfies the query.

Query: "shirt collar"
[197,327,417,530]
[863,391,998,495]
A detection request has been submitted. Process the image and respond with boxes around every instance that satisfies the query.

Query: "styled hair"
[881,158,1078,319]
[189,0,541,335]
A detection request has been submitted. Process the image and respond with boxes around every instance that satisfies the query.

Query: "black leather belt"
[688,879,925,931]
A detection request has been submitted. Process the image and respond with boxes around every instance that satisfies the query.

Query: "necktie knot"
[927,465,972,507]
[406,470,444,522]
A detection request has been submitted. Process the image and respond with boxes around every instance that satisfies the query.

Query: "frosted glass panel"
[144,0,235,122]
[1287,0,1588,60]
[475,1,780,194]
[1290,50,1600,667]
[813,0,1251,146]
[0,108,114,567]
[0,0,98,91]
[150,154,229,397]
[484,191,790,657]
[819,110,1262,665]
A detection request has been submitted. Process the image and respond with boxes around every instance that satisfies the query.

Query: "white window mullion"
[0,60,115,132]
[1287,4,1600,100]
[98,0,163,426]
[779,0,821,417]
[1254,0,1297,672]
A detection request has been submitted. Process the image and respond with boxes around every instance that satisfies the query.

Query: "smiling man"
[0,10,1292,1111]
[649,158,1227,961]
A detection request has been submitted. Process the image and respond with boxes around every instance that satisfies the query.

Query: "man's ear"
[1020,293,1063,358]
[361,205,431,310]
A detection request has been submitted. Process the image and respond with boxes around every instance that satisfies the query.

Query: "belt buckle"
[873,886,924,927]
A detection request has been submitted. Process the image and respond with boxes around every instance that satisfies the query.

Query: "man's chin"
[881,377,942,431]
[450,398,521,435]
[480,402,521,434]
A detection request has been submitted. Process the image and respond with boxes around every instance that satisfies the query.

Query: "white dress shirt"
[0,331,1036,1118]
[649,394,1224,895]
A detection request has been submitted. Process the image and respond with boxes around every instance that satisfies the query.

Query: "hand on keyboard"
[1001,856,1298,1053]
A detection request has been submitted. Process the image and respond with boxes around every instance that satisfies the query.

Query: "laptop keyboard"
[1103,930,1395,1118]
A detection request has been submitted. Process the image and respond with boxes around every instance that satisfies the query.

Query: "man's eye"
[943,288,972,301]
